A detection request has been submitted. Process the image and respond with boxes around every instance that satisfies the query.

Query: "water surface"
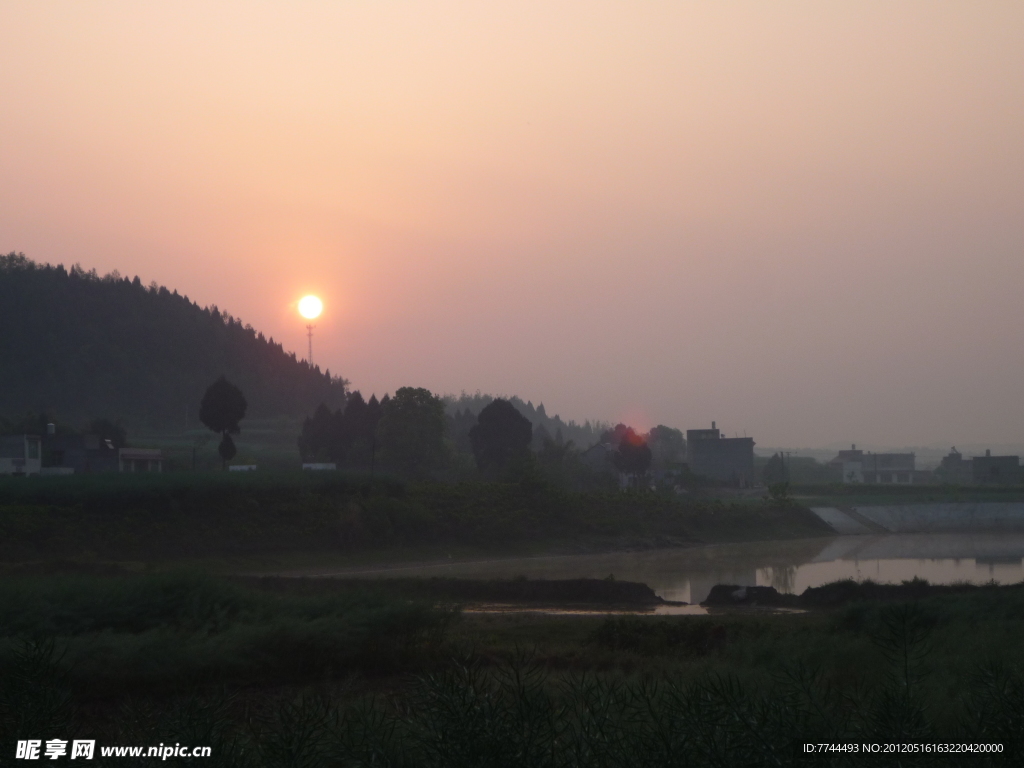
[338,533,1024,604]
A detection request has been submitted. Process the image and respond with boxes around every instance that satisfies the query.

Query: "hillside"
[0,253,346,430]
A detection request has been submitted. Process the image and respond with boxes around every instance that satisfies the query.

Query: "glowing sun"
[298,295,323,320]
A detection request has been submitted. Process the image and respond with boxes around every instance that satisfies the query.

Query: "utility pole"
[306,323,315,366]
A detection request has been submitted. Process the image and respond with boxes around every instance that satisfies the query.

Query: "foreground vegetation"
[3,572,1024,765]
[0,472,829,564]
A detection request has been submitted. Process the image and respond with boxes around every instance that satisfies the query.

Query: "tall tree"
[612,427,652,485]
[376,387,447,478]
[600,423,634,447]
[763,453,787,485]
[297,403,334,462]
[469,398,533,473]
[199,376,247,469]
[647,425,685,468]
[445,391,606,450]
[296,390,387,468]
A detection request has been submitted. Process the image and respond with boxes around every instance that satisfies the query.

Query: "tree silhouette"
[199,376,247,469]
[218,433,237,465]
[763,452,787,485]
[376,387,447,478]
[297,390,387,467]
[647,425,685,468]
[446,391,604,451]
[612,427,652,487]
[469,398,533,474]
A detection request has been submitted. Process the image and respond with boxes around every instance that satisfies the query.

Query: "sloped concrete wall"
[811,503,1024,534]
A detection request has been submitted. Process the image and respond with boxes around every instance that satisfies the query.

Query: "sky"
[2,1,1023,449]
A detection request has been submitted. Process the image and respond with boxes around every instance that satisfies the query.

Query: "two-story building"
[685,422,755,487]
[971,449,1020,485]
[935,447,1019,485]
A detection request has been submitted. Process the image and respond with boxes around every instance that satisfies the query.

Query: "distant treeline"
[297,392,387,470]
[298,389,691,490]
[445,392,606,450]
[0,254,346,429]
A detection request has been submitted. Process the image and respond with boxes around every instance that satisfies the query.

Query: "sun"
[298,295,323,320]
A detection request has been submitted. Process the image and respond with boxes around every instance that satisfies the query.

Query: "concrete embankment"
[810,503,1024,534]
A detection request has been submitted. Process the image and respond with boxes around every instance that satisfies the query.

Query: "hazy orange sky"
[2,1,1023,448]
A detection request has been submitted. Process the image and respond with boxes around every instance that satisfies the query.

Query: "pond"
[338,533,1024,605]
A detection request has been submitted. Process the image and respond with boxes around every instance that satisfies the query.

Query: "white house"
[829,445,916,484]
[0,435,43,476]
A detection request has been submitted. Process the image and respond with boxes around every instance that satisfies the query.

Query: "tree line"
[298,387,689,489]
[444,392,606,449]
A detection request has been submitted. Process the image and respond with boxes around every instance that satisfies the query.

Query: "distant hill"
[0,253,347,430]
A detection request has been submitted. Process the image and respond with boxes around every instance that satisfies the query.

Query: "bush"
[0,573,454,693]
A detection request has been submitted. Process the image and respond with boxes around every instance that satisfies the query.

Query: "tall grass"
[6,574,1024,765]
[3,631,1022,766]
[0,573,455,693]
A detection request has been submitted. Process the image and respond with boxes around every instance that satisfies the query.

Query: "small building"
[685,422,755,487]
[972,450,1020,486]
[0,435,42,476]
[936,447,972,484]
[829,445,916,484]
[119,448,164,473]
[44,433,120,474]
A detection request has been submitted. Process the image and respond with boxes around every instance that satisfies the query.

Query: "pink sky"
[2,1,1023,447]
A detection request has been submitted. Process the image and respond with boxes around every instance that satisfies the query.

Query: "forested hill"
[0,254,347,430]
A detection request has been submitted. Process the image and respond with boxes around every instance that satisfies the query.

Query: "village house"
[43,432,120,474]
[829,445,920,484]
[0,425,163,475]
[936,447,1019,485]
[936,447,972,484]
[685,422,755,487]
[970,449,1020,485]
[0,434,43,476]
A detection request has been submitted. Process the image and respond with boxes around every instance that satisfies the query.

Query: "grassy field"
[7,474,1024,764]
[129,418,306,472]
[0,472,831,567]
[3,572,1024,766]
